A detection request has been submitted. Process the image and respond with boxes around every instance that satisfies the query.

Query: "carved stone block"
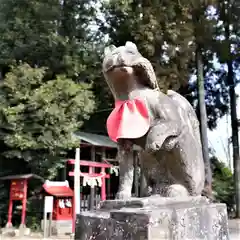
[75,196,230,240]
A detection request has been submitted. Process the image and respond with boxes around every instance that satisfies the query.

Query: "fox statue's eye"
[104,59,114,72]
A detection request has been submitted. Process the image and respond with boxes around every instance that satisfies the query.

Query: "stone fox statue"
[102,42,205,199]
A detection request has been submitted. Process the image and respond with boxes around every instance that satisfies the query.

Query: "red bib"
[107,98,150,142]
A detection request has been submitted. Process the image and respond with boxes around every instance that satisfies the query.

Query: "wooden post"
[43,211,48,239]
[89,146,95,210]
[63,160,67,181]
[133,152,139,197]
[101,148,108,200]
[20,179,28,227]
[48,212,53,237]
[139,152,147,197]
[6,183,13,228]
[43,196,53,238]
[101,167,106,201]
[72,147,81,234]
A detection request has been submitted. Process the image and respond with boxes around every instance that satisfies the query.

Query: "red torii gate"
[68,157,113,233]
[67,159,112,201]
[67,132,121,234]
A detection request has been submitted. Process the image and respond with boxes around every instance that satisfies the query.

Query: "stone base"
[40,219,72,236]
[1,226,31,237]
[75,196,230,240]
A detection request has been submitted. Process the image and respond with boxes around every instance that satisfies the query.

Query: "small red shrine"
[42,180,73,221]
[0,174,43,228]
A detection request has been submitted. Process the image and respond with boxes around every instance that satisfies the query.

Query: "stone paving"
[229,219,240,240]
[231,233,239,240]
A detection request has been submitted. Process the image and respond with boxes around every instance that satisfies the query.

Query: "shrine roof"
[74,131,141,150]
[74,131,117,148]
[0,173,44,181]
[43,185,73,197]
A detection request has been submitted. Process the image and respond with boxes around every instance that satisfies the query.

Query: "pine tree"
[191,2,213,196]
[215,0,240,218]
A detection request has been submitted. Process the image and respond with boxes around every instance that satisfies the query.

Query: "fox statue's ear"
[104,45,117,57]
[125,41,138,52]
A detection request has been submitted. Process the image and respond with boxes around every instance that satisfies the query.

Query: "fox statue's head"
[102,41,158,100]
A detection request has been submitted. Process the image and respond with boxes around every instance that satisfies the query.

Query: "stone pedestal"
[75,196,230,240]
[40,219,72,236]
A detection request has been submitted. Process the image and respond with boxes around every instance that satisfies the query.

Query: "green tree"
[0,0,98,81]
[98,1,239,193]
[98,0,230,129]
[215,0,240,218]
[191,1,215,196]
[0,0,60,72]
[100,0,195,92]
[0,64,95,178]
[0,0,99,226]
[211,156,235,216]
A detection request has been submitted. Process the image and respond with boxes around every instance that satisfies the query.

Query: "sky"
[207,84,240,170]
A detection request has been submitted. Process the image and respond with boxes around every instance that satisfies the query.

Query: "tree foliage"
[211,156,235,216]
[0,0,99,81]
[0,63,95,177]
[0,0,61,70]
[98,0,239,129]
[0,0,99,178]
[99,0,196,92]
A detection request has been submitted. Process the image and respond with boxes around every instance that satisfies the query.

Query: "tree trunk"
[59,0,76,39]
[196,46,212,196]
[192,4,213,197]
[219,0,240,218]
[224,15,240,218]
[228,59,240,218]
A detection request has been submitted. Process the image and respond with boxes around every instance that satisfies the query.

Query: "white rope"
[80,172,106,187]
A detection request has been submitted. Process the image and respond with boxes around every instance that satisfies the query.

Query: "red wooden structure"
[67,132,135,234]
[68,159,112,202]
[68,159,113,233]
[71,132,119,200]
[0,174,43,228]
[42,180,74,221]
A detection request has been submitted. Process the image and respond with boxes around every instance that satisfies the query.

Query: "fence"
[80,193,101,211]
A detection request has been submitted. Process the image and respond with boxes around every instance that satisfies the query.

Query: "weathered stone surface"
[102,42,206,199]
[75,197,230,240]
[99,195,209,210]
[1,226,31,237]
[40,219,72,236]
